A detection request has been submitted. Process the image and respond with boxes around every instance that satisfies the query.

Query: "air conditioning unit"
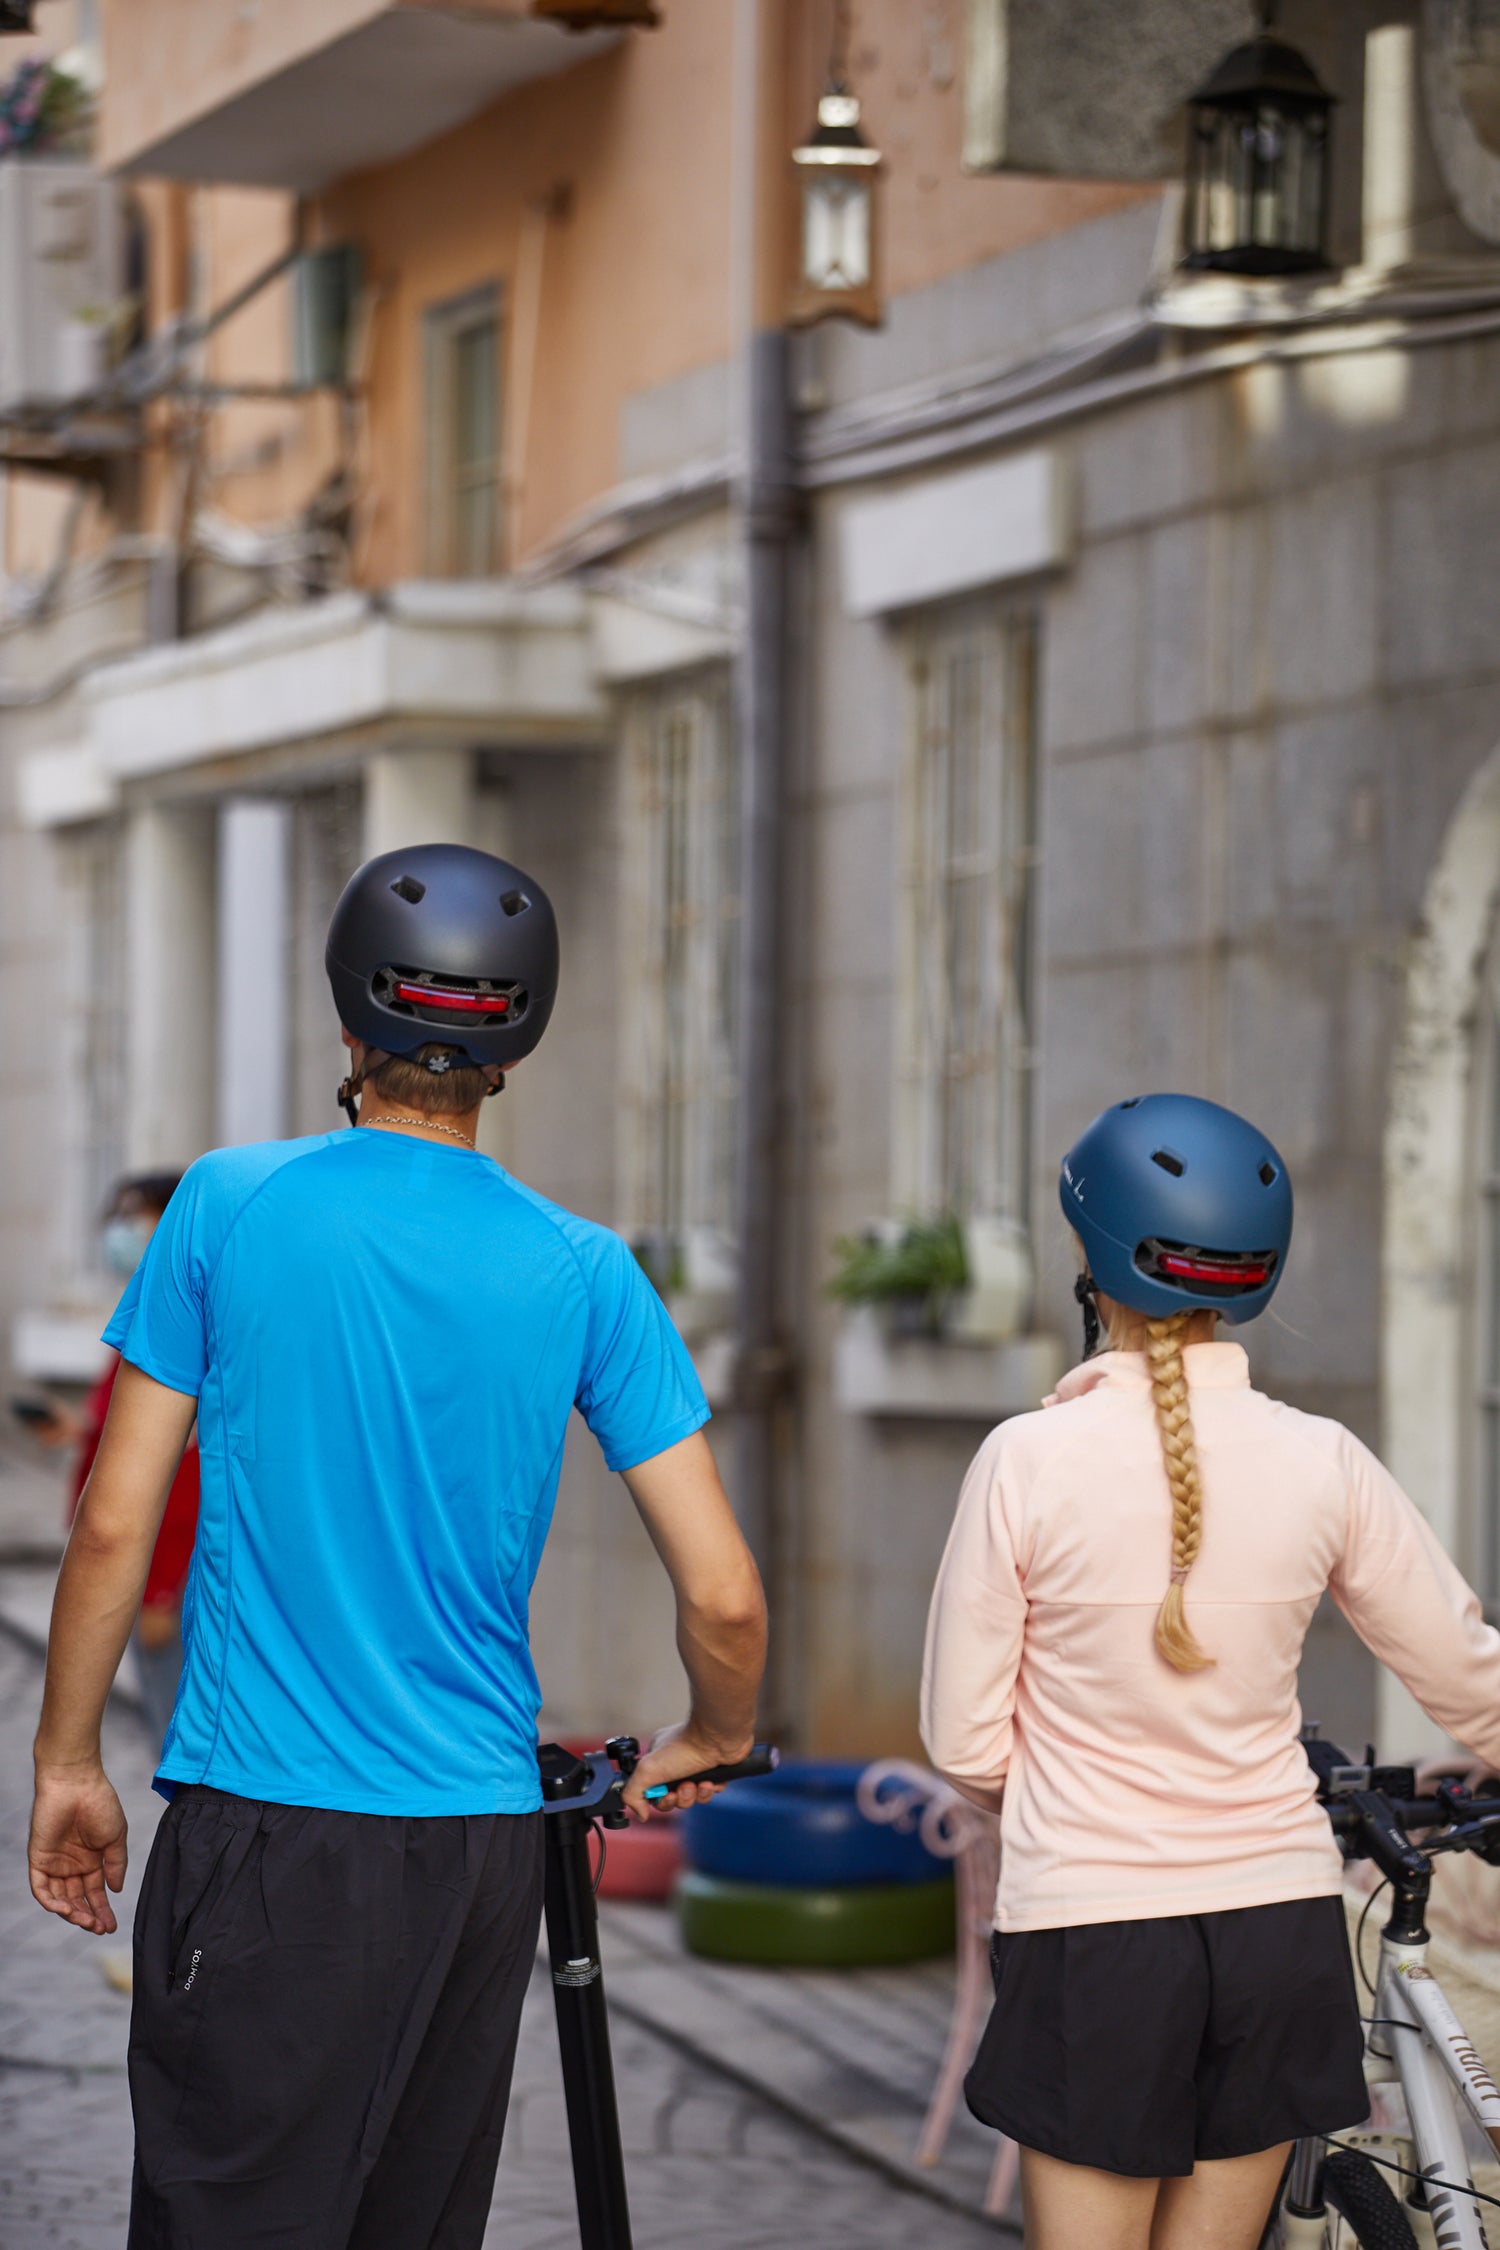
[0,157,122,415]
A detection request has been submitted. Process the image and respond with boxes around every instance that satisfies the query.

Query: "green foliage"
[828,1215,968,1311]
[632,1231,686,1299]
[0,60,91,158]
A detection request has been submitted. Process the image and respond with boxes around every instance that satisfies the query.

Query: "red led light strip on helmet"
[1156,1251,1269,1286]
[393,981,510,1015]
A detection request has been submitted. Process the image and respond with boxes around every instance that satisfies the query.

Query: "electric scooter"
[537,1734,780,2250]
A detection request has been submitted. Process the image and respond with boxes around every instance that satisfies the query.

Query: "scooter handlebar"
[643,1743,780,1804]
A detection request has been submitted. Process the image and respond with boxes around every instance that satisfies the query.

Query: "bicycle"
[537,1733,778,2250]
[1261,1731,1500,2248]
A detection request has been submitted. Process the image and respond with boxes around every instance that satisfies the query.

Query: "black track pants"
[126,1785,545,2250]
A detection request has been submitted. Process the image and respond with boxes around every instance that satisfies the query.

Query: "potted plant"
[828,1215,968,1340]
[0,57,92,159]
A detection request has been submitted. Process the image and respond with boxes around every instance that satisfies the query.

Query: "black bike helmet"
[325,843,560,1074]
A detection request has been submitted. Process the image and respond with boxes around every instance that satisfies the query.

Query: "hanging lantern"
[1182,12,1335,277]
[789,85,882,328]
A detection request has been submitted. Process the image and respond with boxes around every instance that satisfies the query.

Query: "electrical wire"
[1354,1879,1389,1995]
[828,0,850,87]
[590,1821,607,1898]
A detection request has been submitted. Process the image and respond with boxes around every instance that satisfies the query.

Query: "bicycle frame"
[1362,1926,1500,2250]
[1277,1923,1500,2248]
[1271,1746,1500,2248]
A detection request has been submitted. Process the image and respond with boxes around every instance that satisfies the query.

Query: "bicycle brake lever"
[1423,1807,1500,1863]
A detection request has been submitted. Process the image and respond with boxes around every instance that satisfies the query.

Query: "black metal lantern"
[1183,13,1335,276]
[790,87,882,326]
[787,0,881,328]
[0,1,35,29]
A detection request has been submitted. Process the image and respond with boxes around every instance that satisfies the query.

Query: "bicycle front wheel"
[1318,2150,1419,2250]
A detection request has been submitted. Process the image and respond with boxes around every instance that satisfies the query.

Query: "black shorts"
[965,1895,1368,2178]
[126,1785,545,2250]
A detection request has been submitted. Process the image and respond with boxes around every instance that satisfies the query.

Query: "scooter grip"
[643,1744,780,1803]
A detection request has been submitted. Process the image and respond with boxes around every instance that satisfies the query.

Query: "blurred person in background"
[22,1172,200,1748]
[25,844,766,2250]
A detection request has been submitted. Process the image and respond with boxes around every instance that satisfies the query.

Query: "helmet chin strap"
[1074,1269,1102,1359]
[337,1047,505,1127]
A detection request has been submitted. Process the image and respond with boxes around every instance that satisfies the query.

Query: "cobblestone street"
[0,1630,1009,2248]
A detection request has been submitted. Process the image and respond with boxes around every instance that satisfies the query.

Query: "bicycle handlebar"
[642,1745,779,1804]
[537,1736,782,1826]
[1306,1734,1500,1880]
[1324,1796,1500,1845]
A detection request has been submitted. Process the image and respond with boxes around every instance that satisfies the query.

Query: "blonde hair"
[1141,1313,1213,1672]
[1079,1237,1217,1673]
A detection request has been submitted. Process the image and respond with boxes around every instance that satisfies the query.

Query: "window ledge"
[684,1330,735,1414]
[833,1307,1065,1421]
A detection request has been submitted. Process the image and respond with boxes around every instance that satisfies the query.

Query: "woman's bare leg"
[1019,2147,1159,2250]
[1150,2145,1291,2250]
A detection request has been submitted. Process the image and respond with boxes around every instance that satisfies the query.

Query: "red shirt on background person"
[59,1173,200,1742]
[67,1352,199,1615]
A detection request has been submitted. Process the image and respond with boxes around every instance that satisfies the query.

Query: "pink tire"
[595,1816,683,1902]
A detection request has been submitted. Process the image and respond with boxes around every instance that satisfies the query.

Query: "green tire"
[675,1870,955,1967]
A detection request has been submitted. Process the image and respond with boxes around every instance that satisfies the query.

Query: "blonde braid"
[1145,1313,1214,1673]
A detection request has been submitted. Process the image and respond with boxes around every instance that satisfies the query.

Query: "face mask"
[103,1216,154,1279]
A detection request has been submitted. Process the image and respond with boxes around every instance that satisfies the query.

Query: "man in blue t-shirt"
[28,843,767,2250]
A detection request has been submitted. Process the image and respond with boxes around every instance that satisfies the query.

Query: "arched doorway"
[1380,742,1500,1753]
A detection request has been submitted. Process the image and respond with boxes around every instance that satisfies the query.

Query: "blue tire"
[680,1759,951,1888]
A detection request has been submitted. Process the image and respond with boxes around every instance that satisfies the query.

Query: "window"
[896,602,1037,1226]
[618,674,740,1287]
[424,286,501,577]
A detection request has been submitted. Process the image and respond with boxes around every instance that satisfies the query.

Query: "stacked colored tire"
[594,1814,683,1902]
[677,1760,955,1967]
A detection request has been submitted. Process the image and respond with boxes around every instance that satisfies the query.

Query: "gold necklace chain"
[364,1113,477,1149]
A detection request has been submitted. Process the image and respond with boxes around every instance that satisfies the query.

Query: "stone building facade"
[4,0,1500,1762]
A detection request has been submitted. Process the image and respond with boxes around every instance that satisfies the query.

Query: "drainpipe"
[731,0,795,1617]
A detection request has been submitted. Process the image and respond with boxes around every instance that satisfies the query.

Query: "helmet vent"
[1259,1160,1278,1185]
[1152,1149,1185,1177]
[390,876,426,905]
[500,889,530,918]
[1119,1097,1142,1110]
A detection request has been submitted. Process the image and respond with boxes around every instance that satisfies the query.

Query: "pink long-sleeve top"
[921,1341,1500,1933]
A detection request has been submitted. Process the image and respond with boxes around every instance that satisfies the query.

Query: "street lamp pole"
[731,0,795,1655]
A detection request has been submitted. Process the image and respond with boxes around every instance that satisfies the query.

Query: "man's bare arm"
[618,1429,767,1817]
[29,1364,197,1933]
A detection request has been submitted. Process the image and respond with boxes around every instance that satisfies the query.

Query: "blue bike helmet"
[1059,1093,1292,1329]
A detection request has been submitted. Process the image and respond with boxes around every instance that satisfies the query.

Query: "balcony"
[99,0,626,191]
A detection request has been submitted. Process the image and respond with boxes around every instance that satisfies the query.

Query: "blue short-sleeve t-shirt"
[104,1130,710,1816]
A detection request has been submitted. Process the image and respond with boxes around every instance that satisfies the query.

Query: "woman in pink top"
[922,1093,1500,2250]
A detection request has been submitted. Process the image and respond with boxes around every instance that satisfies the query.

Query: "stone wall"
[780,282,1500,1760]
